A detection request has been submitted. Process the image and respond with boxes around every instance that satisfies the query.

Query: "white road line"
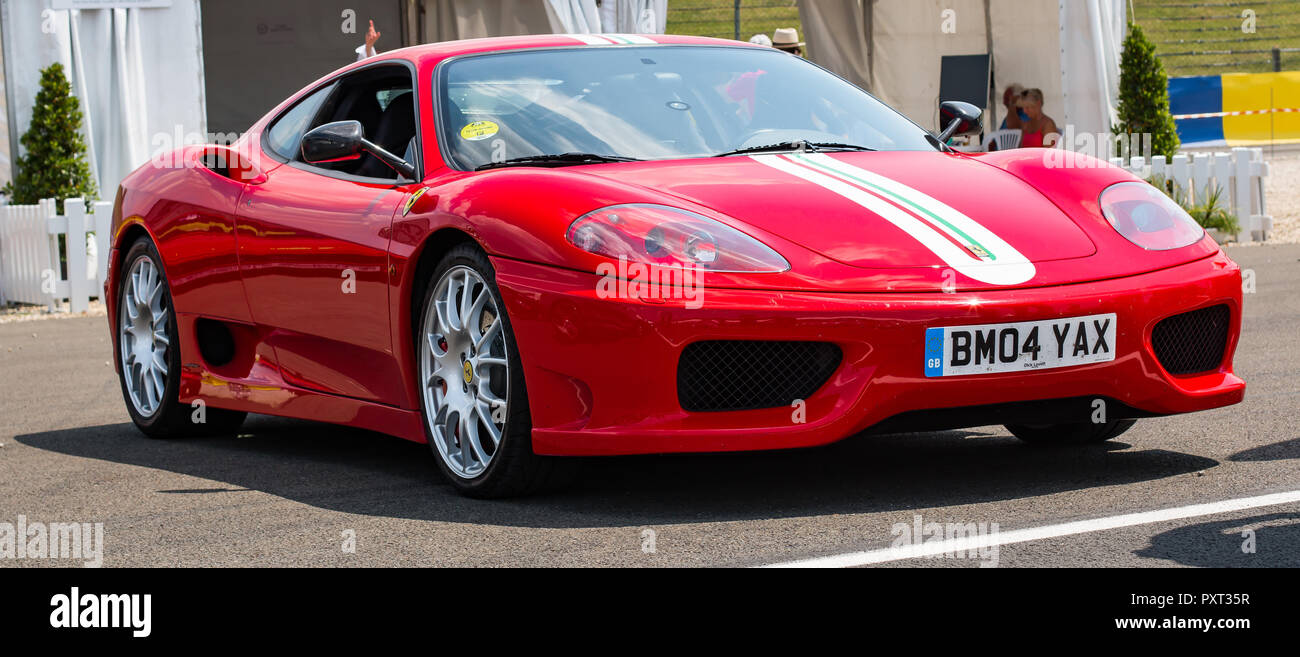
[761,490,1300,568]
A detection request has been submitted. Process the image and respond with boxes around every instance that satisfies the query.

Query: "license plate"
[924,313,1117,377]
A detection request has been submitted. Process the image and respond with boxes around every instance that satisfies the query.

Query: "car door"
[237,64,420,404]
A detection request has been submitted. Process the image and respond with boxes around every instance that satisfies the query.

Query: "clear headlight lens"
[1099,181,1205,250]
[565,203,789,272]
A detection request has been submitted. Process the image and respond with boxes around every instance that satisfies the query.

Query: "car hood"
[577,150,1097,284]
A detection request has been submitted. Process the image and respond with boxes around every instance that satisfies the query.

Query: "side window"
[299,66,418,180]
[376,88,411,111]
[265,83,335,160]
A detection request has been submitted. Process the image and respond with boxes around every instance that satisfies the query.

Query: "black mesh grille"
[1151,304,1231,375]
[677,341,842,412]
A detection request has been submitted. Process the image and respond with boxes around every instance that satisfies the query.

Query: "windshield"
[437,45,933,170]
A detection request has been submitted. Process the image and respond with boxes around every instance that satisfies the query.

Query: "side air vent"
[199,145,263,184]
[195,318,236,367]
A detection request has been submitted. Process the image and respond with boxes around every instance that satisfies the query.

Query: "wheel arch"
[397,226,484,411]
[106,221,161,368]
[407,227,481,337]
[112,223,154,278]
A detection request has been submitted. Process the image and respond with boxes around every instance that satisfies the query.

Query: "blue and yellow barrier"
[1169,71,1300,147]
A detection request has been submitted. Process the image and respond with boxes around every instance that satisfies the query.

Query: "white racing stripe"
[761,489,1300,568]
[565,34,657,45]
[605,33,657,44]
[566,34,616,45]
[794,153,1034,276]
[753,154,1036,285]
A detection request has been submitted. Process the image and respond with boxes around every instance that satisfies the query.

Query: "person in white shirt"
[355,20,381,61]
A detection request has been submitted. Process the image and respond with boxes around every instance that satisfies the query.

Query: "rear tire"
[416,243,578,498]
[1005,419,1136,445]
[115,237,246,439]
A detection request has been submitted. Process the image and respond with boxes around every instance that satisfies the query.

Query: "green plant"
[1180,187,1239,234]
[1145,175,1239,234]
[1,63,97,209]
[1147,173,1174,197]
[1115,23,1180,160]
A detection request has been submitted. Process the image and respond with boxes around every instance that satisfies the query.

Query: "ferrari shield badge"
[403,187,428,216]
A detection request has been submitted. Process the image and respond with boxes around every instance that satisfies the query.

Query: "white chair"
[982,129,1022,151]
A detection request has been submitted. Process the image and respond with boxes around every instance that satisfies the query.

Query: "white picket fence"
[0,198,112,313]
[1111,147,1271,243]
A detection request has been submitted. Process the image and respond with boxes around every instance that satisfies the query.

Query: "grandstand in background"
[1133,0,1300,76]
[665,0,800,42]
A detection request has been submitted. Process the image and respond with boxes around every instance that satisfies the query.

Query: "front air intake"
[677,340,842,412]
[1151,304,1231,375]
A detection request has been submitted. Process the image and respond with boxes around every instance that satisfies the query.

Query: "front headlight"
[1098,181,1205,250]
[565,203,789,273]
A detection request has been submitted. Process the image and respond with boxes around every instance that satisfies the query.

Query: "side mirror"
[301,120,364,164]
[937,101,983,143]
[301,120,417,180]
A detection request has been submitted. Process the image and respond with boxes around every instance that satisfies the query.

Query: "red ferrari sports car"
[106,34,1244,497]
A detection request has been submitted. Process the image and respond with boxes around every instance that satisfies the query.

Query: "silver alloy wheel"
[119,254,171,417]
[419,265,510,479]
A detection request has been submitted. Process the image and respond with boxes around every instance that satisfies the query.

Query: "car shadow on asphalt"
[1133,512,1300,567]
[1228,436,1300,462]
[15,414,1219,528]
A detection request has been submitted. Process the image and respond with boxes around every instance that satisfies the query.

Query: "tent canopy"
[0,0,666,200]
[1,0,206,201]
[800,0,1125,141]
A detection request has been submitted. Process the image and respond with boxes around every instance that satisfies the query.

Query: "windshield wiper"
[475,152,640,171]
[713,140,875,157]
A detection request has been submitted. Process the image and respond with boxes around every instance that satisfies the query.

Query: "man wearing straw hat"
[771,27,803,56]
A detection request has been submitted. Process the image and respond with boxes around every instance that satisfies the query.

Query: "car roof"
[249,34,766,147]
[376,33,761,66]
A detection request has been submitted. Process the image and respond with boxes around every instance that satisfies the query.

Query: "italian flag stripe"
[750,152,1036,286]
[788,152,996,261]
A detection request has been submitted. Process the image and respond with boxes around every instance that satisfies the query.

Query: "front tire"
[416,243,577,498]
[1005,419,1136,445]
[115,237,246,438]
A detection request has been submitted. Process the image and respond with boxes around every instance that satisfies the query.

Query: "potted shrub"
[1115,23,1180,160]
[2,63,98,285]
[2,62,98,207]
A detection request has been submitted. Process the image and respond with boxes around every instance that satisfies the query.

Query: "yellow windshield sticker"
[460,121,499,141]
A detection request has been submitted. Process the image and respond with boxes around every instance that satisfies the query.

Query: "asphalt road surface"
[2,244,1298,567]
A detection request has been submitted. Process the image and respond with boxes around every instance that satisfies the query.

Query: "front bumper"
[495,252,1245,456]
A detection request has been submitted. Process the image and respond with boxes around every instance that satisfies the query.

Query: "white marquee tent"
[1,0,207,200]
[800,0,1126,140]
[0,0,1125,197]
